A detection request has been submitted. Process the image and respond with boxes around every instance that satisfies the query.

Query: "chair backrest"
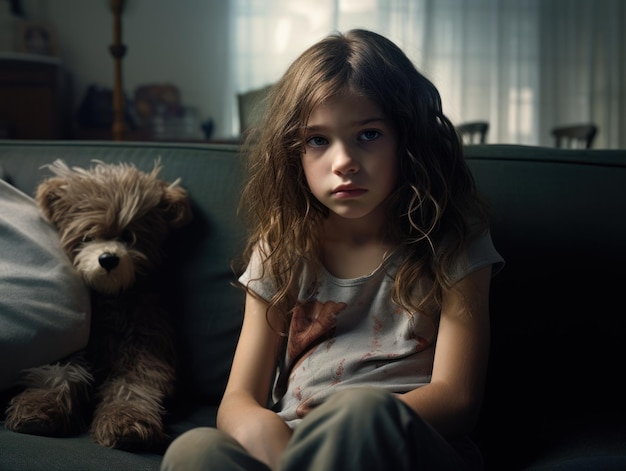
[457,121,489,144]
[551,124,598,149]
[237,85,273,136]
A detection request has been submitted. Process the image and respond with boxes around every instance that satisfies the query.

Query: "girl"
[162,29,503,471]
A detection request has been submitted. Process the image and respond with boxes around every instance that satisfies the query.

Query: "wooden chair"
[551,124,598,149]
[457,121,489,144]
[237,84,273,136]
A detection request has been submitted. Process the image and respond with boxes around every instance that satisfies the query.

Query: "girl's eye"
[306,136,328,147]
[360,130,380,141]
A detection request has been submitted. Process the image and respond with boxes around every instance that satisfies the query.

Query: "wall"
[18,0,234,139]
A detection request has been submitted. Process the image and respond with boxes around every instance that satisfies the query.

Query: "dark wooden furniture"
[551,123,598,149]
[457,121,489,144]
[0,54,71,139]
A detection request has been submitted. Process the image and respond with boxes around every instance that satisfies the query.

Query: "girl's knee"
[160,427,227,470]
[161,427,270,471]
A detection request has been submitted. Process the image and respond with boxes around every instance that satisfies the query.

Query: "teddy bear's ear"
[35,177,69,226]
[160,185,193,228]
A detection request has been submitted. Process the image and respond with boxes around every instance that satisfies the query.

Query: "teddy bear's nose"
[98,253,120,272]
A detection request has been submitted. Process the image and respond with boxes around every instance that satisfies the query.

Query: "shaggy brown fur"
[4,159,192,450]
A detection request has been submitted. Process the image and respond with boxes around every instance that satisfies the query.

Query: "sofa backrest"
[464,144,626,465]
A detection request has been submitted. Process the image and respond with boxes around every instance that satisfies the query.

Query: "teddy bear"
[4,159,192,450]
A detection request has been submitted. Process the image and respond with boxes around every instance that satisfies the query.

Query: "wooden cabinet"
[0,53,71,139]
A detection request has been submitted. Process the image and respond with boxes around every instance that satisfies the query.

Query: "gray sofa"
[1,140,625,470]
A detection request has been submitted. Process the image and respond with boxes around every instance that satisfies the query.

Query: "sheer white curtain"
[229,0,625,148]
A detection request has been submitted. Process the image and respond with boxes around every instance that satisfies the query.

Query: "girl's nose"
[332,144,359,175]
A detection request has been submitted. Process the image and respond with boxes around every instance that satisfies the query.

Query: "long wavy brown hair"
[235,29,489,327]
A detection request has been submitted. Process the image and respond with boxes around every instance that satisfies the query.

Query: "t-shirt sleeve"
[450,230,505,284]
[238,243,277,301]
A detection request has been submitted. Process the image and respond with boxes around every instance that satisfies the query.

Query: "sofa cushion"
[0,179,90,391]
[0,428,162,470]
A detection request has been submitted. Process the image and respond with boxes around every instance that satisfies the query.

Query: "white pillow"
[0,178,90,391]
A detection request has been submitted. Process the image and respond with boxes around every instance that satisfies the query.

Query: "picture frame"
[17,21,58,56]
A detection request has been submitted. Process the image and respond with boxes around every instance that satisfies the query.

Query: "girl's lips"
[332,187,367,198]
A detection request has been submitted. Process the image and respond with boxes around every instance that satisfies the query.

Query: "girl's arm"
[397,265,493,438]
[217,292,292,469]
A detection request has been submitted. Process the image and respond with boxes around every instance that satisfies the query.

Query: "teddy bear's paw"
[90,402,166,450]
[4,387,83,436]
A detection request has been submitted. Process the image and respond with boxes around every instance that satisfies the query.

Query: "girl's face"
[302,92,398,222]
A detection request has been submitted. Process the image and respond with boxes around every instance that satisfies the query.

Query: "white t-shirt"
[239,232,504,428]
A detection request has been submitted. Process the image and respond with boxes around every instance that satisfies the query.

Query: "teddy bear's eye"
[119,229,135,245]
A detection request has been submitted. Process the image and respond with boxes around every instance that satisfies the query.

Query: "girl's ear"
[161,185,193,228]
[35,177,69,226]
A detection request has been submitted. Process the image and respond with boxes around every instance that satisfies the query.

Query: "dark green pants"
[161,388,482,470]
